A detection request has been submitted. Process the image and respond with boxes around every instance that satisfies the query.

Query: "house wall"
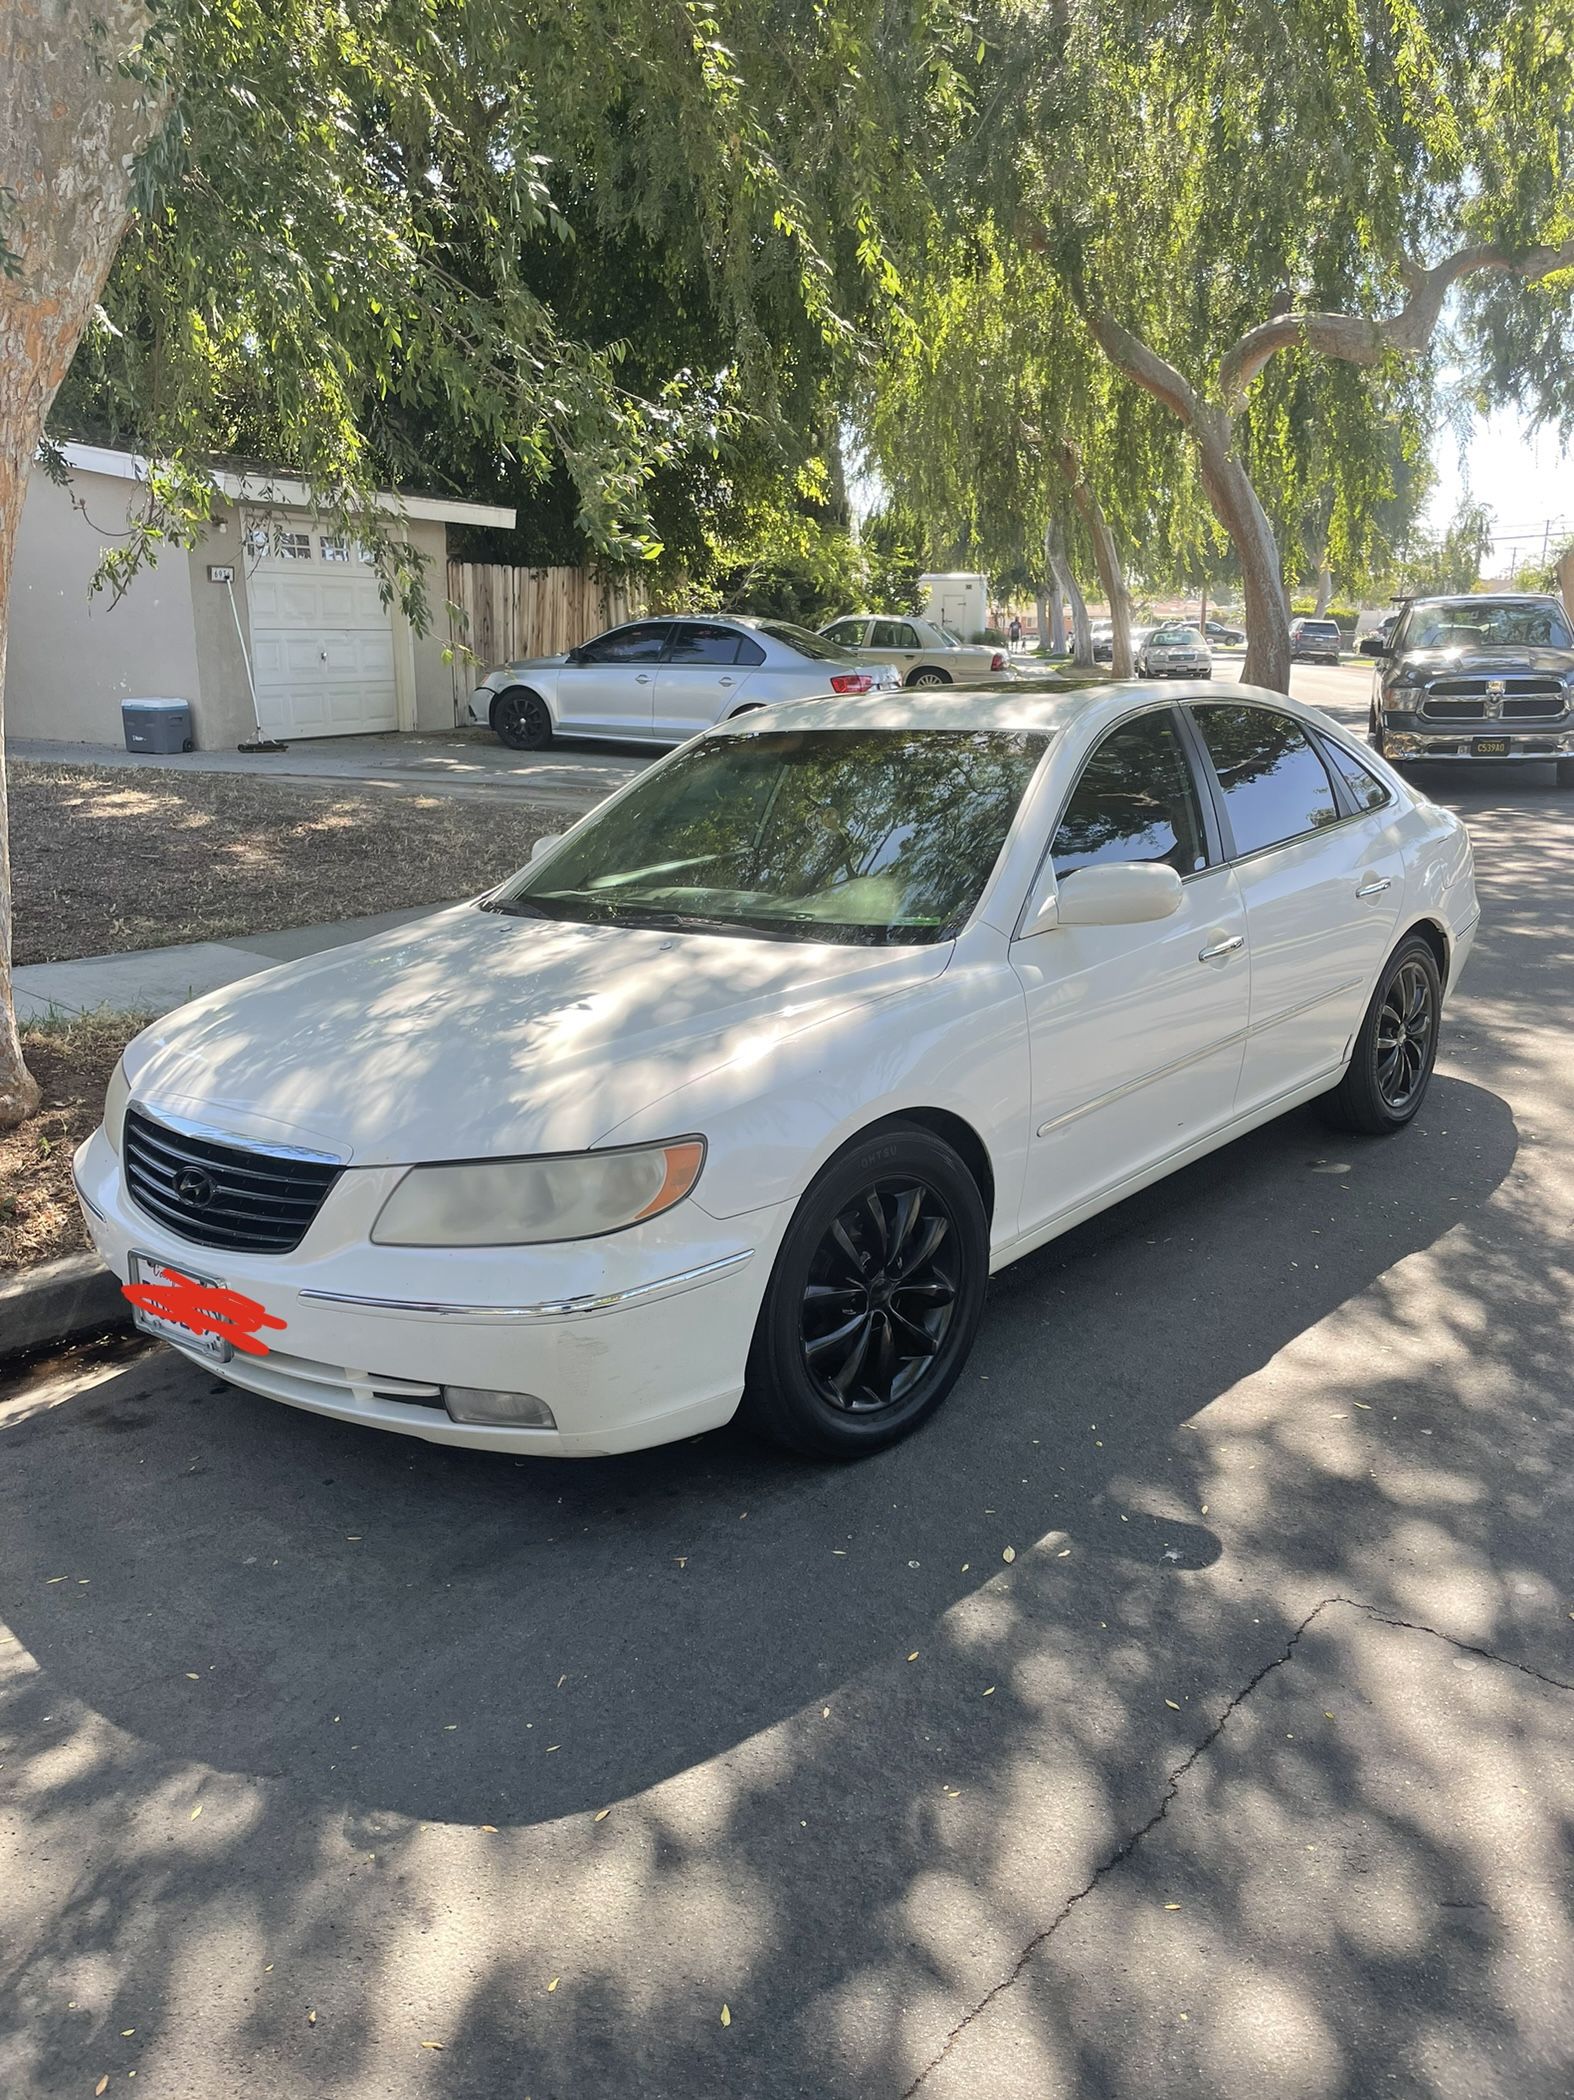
[7,467,203,745]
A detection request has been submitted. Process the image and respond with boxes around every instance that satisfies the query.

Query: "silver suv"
[469,616,901,750]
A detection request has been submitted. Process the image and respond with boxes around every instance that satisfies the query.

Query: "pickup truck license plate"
[128,1252,234,1362]
[1472,738,1510,757]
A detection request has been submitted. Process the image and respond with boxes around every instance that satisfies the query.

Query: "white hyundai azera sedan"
[75,685,1478,1461]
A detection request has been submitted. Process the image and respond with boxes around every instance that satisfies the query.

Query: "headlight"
[104,1058,130,1156]
[370,1137,706,1247]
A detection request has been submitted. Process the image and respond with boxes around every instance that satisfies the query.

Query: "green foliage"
[1394,499,1497,598]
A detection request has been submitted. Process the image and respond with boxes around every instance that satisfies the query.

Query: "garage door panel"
[247,526,400,738]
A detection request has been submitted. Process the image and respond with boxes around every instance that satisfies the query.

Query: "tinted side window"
[871,619,917,649]
[1323,739,1393,812]
[1052,711,1208,881]
[824,621,866,647]
[669,623,744,666]
[1195,706,1340,855]
[584,622,671,664]
[733,634,766,667]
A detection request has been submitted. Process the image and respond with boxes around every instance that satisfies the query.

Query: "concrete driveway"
[8,728,651,815]
[3,667,1571,2099]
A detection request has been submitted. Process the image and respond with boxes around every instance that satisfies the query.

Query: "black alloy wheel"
[494,687,552,750]
[1374,957,1434,1113]
[1323,934,1442,1135]
[742,1125,988,1457]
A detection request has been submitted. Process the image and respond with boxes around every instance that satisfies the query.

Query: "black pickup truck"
[1363,593,1574,785]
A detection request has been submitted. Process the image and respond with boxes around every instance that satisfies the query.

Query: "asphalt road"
[3,660,1572,2100]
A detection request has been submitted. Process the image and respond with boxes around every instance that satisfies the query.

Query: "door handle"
[719,676,735,687]
[1198,934,1244,962]
[635,672,650,684]
[1356,876,1392,898]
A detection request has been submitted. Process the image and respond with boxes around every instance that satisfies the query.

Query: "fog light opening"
[443,1387,558,1429]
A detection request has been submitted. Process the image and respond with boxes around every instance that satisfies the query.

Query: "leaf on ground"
[983,1686,995,1697]
[480,1824,498,1833]
[307,2010,317,2025]
[1002,1547,1016,1563]
[1165,1699,1181,1711]
[1164,1902,1182,1911]
[189,1804,202,1819]
[547,1978,559,1993]
[907,1651,919,1662]
[1352,1401,1372,1410]
[185,1672,200,1681]
[420,2040,444,2049]
[1057,1548,1071,1558]
[720,2004,731,2027]
[96,2080,109,2097]
[593,1808,610,1822]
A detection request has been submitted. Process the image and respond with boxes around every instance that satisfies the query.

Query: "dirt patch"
[10,763,555,966]
[1,1012,149,1270]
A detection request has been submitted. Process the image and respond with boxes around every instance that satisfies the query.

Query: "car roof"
[706,678,1345,741]
[1404,592,1560,608]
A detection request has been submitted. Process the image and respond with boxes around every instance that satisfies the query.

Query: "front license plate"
[128,1251,234,1362]
[1472,738,1510,757]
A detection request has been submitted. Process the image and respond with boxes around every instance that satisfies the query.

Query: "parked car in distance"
[1092,622,1154,663]
[819,613,1015,685]
[1204,619,1246,646]
[468,614,901,750]
[1137,625,1213,679]
[79,683,1476,1463]
[1289,616,1343,664]
[1367,592,1574,783]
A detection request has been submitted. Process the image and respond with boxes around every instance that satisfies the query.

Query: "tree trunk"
[1057,441,1132,675]
[0,0,164,1126]
[1314,563,1333,616]
[1193,410,1290,692]
[1045,517,1091,665]
[1034,582,1051,655]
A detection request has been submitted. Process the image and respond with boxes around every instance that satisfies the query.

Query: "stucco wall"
[404,515,457,730]
[7,467,202,746]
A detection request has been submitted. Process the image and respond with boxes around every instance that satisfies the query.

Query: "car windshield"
[761,621,861,663]
[491,728,1051,946]
[1402,601,1572,651]
[1152,628,1200,646]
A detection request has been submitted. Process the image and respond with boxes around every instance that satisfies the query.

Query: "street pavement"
[2,662,1572,2099]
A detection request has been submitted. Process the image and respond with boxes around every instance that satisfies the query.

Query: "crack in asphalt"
[900,1594,1573,2097]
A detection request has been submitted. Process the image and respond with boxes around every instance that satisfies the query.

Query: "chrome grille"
[123,1108,341,1253]
[1421,678,1566,723]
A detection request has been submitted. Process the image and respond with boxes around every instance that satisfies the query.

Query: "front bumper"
[1380,721,1574,762]
[467,685,494,727]
[74,1127,789,1457]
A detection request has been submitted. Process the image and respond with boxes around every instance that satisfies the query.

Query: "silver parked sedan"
[469,616,902,749]
[1137,625,1213,679]
[820,613,1016,686]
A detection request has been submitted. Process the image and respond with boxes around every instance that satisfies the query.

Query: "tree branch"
[1218,238,1574,407]
[1080,306,1202,426]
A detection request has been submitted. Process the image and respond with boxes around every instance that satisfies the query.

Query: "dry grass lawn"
[10,762,555,966]
[1,1011,148,1271]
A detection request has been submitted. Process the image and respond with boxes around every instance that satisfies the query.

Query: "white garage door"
[247,526,399,738]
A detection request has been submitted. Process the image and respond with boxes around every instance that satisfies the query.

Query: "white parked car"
[819,613,1015,686]
[78,685,1477,1462]
[468,614,901,749]
[1138,625,1213,678]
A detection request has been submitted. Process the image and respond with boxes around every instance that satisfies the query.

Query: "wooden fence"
[446,561,646,711]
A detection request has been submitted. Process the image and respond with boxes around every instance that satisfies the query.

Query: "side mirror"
[1358,636,1388,658]
[1022,861,1185,938]
[529,833,562,863]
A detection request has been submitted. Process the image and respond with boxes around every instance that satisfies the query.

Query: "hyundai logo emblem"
[175,1165,217,1208]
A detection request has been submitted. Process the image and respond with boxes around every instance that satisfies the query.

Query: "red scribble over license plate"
[124,1254,286,1361]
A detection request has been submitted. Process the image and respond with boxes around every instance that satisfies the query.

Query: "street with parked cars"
[7,610,1572,2100]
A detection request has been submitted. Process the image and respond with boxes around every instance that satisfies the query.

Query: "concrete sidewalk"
[14,904,439,1025]
[9,729,649,811]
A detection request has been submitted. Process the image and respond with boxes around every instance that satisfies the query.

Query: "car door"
[551,620,673,739]
[869,617,922,678]
[822,619,871,652]
[1186,701,1404,1112]
[651,623,765,742]
[1010,706,1251,1236]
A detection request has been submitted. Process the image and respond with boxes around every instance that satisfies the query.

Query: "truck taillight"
[829,673,874,694]
[990,652,1006,671]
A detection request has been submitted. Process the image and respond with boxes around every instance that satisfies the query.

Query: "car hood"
[121,905,950,1167]
[1394,645,1574,680]
[496,653,570,676]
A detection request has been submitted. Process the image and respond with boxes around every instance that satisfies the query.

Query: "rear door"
[1187,701,1403,1112]
[552,621,672,740]
[652,624,765,742]
[869,617,923,679]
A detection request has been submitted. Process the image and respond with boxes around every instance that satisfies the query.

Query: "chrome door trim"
[1035,1029,1248,1138]
[299,1248,753,1321]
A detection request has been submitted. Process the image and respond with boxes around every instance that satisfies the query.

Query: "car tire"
[740,1124,989,1459]
[908,668,952,688]
[493,686,552,750]
[1556,758,1574,788]
[1321,935,1443,1137]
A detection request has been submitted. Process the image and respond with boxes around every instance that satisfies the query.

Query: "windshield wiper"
[478,895,546,917]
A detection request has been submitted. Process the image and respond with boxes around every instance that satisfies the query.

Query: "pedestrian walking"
[1008,613,1022,651]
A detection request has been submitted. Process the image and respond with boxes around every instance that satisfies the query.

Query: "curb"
[0,1250,130,1362]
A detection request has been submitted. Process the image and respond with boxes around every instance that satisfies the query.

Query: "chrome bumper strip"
[298,1248,754,1321]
